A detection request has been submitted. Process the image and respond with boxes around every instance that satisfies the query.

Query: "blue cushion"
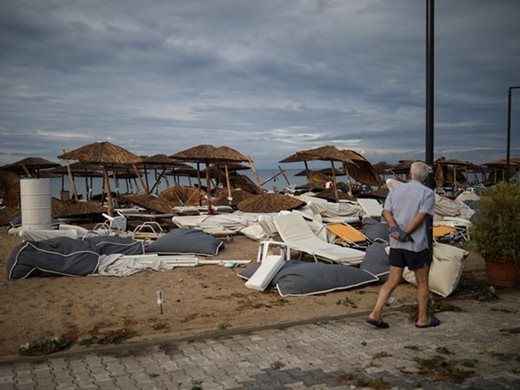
[146,228,224,256]
[239,260,378,296]
[360,241,390,283]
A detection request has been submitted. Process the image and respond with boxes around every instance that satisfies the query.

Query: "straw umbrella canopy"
[170,144,250,213]
[58,141,143,215]
[0,157,60,178]
[0,171,21,208]
[120,193,174,214]
[372,161,395,174]
[214,189,255,207]
[159,186,207,207]
[434,157,477,188]
[280,145,359,201]
[339,150,383,187]
[237,193,306,213]
[483,158,520,184]
[51,198,105,218]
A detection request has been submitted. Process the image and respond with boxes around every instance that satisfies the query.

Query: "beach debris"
[414,355,474,382]
[79,328,134,345]
[336,296,358,308]
[499,326,520,334]
[156,290,164,314]
[19,335,71,356]
[217,322,231,330]
[354,377,391,389]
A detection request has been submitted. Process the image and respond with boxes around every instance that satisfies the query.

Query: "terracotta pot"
[484,258,520,287]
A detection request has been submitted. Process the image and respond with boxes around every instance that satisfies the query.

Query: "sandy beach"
[0,226,487,360]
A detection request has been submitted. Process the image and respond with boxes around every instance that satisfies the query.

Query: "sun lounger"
[245,241,290,291]
[327,222,371,249]
[273,212,365,265]
[357,198,383,220]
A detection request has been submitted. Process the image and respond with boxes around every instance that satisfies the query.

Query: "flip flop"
[366,318,389,329]
[415,317,441,328]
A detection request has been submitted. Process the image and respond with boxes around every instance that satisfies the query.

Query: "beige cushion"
[403,243,468,297]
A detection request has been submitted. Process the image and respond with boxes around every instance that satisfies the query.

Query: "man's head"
[410,161,430,182]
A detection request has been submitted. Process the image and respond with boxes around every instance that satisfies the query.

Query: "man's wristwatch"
[389,226,400,233]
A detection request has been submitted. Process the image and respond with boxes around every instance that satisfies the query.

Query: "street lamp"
[506,85,520,181]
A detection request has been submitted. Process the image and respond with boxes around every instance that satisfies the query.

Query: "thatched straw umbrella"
[0,157,60,178]
[170,144,250,213]
[51,198,105,218]
[120,193,173,214]
[339,150,383,187]
[372,161,395,174]
[159,186,207,207]
[237,193,306,213]
[0,171,21,208]
[214,189,255,207]
[280,145,359,201]
[58,142,143,216]
[434,157,477,189]
[483,158,520,184]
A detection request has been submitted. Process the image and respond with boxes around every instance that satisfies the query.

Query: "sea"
[48,168,314,200]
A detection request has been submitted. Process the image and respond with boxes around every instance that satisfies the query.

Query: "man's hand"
[389,226,413,242]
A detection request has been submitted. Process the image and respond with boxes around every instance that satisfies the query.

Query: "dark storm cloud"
[0,0,519,168]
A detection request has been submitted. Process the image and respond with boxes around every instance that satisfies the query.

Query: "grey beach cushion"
[7,237,100,279]
[146,228,224,256]
[83,236,144,256]
[239,260,379,297]
[360,241,390,282]
[362,217,389,241]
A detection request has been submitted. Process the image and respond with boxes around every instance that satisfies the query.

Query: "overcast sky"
[1,0,519,168]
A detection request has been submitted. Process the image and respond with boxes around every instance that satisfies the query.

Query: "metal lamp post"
[506,86,520,182]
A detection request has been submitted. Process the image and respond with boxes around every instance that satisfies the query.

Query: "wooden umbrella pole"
[331,161,338,201]
[205,161,214,214]
[278,165,291,186]
[21,164,32,177]
[132,164,149,194]
[143,165,150,193]
[343,162,353,196]
[104,166,113,216]
[114,168,120,195]
[224,163,232,201]
[304,160,310,185]
[64,159,80,201]
[247,155,262,188]
[196,162,202,205]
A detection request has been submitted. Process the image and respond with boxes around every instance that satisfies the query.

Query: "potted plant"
[470,182,520,287]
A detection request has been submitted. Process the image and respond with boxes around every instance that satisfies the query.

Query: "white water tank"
[20,178,52,230]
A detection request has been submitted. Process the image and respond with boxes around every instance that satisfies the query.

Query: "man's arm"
[404,212,429,235]
[383,209,401,240]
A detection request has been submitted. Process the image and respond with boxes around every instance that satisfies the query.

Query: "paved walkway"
[1,291,519,390]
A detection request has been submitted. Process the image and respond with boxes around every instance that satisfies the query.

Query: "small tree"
[470,182,520,264]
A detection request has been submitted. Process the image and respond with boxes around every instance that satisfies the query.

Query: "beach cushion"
[362,217,389,242]
[239,260,378,297]
[402,243,467,297]
[7,237,100,279]
[83,236,144,256]
[360,241,390,282]
[145,228,224,256]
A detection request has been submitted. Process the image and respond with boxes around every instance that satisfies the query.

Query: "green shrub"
[470,182,520,264]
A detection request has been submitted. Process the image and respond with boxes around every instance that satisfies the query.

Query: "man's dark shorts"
[389,248,432,270]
